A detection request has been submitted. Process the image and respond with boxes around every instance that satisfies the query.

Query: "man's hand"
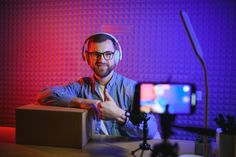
[69,97,101,119]
[97,90,126,124]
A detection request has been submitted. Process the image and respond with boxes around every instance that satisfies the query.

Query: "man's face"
[87,39,116,78]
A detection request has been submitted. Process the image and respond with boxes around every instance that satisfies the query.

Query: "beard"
[92,63,116,78]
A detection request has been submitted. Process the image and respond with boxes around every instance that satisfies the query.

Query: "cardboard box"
[16,104,93,148]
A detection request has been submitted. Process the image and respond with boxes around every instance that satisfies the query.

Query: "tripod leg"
[150,147,153,152]
[131,147,141,155]
[140,149,144,157]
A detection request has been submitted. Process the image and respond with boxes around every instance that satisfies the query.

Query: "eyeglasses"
[86,51,115,60]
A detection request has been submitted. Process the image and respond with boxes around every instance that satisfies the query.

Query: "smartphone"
[134,83,196,114]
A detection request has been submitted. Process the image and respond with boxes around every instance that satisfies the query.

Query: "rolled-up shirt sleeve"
[37,83,79,107]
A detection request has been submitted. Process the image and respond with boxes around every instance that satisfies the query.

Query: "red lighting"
[0,127,15,143]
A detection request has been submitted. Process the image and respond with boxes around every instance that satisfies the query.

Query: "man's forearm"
[69,97,100,108]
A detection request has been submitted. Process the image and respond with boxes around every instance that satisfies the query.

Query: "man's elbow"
[36,89,53,105]
[37,94,48,105]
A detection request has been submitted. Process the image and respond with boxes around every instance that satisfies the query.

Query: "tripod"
[131,114,153,157]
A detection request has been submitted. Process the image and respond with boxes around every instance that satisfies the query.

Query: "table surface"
[0,135,197,157]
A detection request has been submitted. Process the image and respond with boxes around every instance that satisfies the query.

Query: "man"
[37,33,158,139]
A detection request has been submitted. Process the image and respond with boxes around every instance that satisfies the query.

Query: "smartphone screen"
[138,83,196,114]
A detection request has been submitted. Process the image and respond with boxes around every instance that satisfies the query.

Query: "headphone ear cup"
[119,49,122,61]
[82,51,86,61]
[114,50,121,65]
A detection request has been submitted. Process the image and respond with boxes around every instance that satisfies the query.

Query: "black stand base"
[151,141,178,157]
[132,143,153,157]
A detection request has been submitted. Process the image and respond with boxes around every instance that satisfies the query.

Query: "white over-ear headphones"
[82,32,122,65]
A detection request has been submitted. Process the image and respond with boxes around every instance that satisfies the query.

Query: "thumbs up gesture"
[97,90,125,122]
